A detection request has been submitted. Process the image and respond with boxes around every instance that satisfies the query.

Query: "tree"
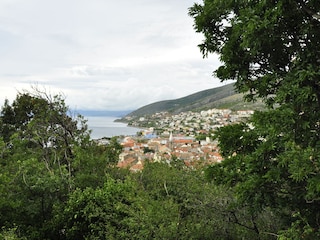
[57,176,181,240]
[0,89,92,239]
[190,0,320,238]
[58,178,138,240]
[137,161,279,239]
[189,0,320,112]
[4,90,90,165]
[72,139,127,190]
[105,137,123,166]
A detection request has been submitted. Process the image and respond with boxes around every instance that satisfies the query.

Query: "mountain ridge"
[125,83,265,118]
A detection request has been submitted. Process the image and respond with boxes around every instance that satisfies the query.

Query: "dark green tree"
[105,137,123,166]
[72,139,127,190]
[190,0,320,238]
[57,176,180,240]
[0,89,93,239]
[137,161,280,239]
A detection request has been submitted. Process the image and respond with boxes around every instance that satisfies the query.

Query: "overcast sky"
[0,0,224,111]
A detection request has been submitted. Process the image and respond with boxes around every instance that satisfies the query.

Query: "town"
[98,109,254,172]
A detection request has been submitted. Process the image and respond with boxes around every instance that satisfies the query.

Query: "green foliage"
[0,226,26,240]
[127,83,236,117]
[72,142,110,189]
[1,82,314,239]
[0,89,98,239]
[105,137,123,165]
[60,178,140,240]
[190,0,320,237]
[137,161,280,239]
[195,133,207,141]
[143,146,155,154]
[207,109,320,235]
[278,212,320,240]
[189,0,320,107]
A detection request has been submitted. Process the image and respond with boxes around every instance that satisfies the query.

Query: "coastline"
[85,116,142,139]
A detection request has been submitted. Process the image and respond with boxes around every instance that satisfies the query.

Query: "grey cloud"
[68,65,131,77]
[0,0,222,111]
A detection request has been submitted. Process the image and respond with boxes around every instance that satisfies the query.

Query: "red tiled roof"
[173,139,193,144]
[117,157,137,168]
[130,162,144,172]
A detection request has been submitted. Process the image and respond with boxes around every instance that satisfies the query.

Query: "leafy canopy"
[190,0,320,238]
[190,0,320,106]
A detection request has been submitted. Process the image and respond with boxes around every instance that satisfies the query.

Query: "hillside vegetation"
[0,90,282,240]
[126,83,265,117]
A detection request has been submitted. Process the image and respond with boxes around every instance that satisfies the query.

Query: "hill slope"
[126,83,265,117]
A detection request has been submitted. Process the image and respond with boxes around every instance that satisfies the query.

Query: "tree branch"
[163,181,169,196]
[298,0,320,22]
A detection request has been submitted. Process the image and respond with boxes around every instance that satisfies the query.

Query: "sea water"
[85,116,141,139]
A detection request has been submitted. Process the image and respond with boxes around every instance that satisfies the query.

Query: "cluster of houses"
[125,109,254,137]
[116,134,222,172]
[110,109,254,171]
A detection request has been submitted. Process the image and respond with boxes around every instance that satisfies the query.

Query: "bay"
[85,116,141,139]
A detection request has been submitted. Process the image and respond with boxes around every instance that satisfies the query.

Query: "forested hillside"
[127,83,236,116]
[126,83,265,118]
